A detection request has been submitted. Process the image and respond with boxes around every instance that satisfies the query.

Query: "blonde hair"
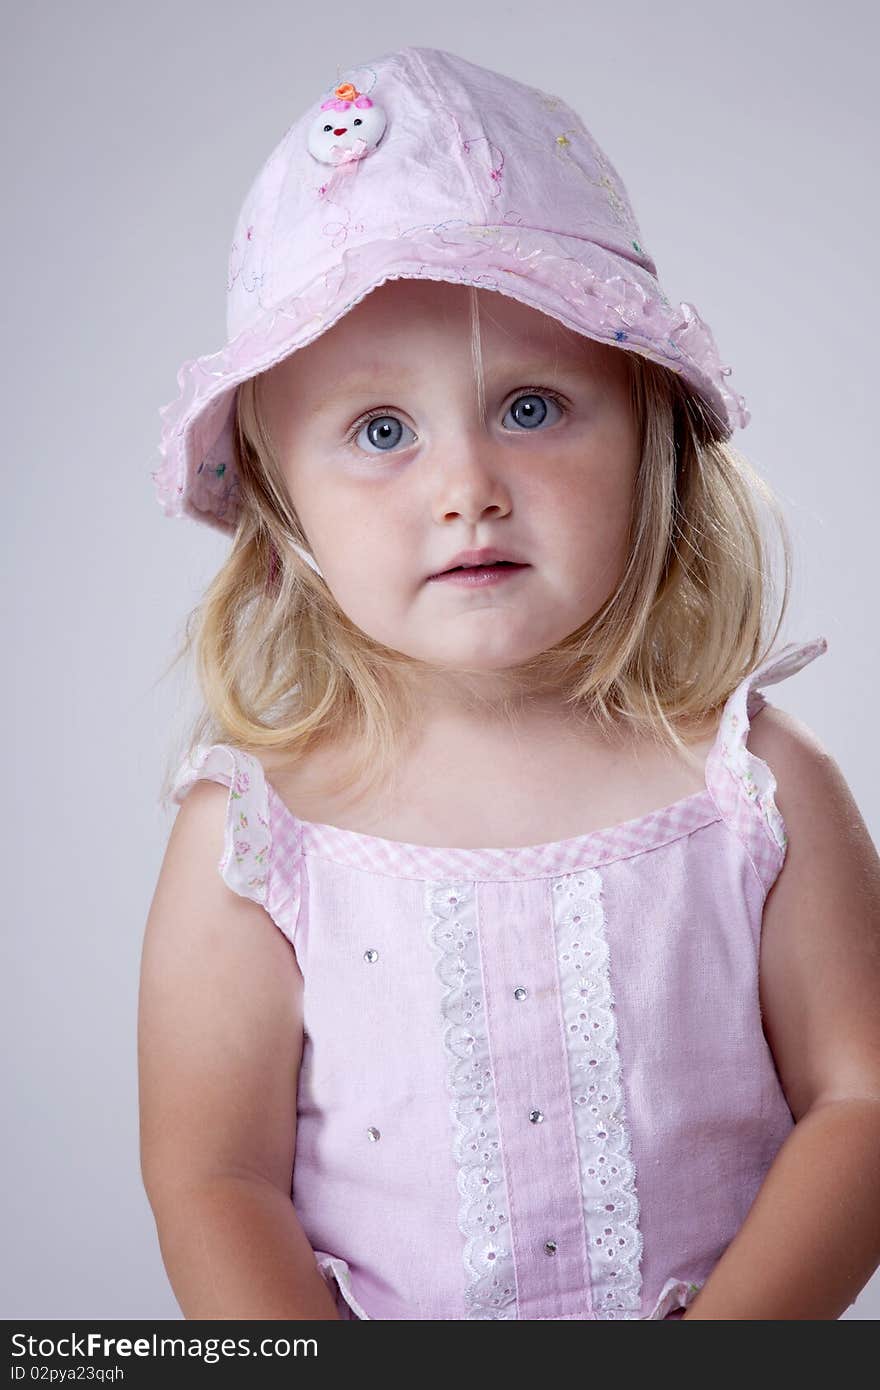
[157,285,791,809]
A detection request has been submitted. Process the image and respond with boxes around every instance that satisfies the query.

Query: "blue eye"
[350,414,417,455]
[346,388,567,457]
[504,392,564,430]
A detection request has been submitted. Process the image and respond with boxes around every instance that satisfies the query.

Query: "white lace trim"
[715,638,830,855]
[644,1277,704,1319]
[719,693,788,851]
[551,868,644,1318]
[426,881,517,1320]
[313,1251,372,1319]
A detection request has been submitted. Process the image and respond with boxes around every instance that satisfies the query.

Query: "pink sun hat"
[152,44,750,538]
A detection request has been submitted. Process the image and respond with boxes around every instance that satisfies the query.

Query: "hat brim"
[153,223,749,535]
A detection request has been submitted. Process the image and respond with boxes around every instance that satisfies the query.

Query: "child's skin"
[256,279,880,1318]
[259,278,723,843]
[259,278,640,733]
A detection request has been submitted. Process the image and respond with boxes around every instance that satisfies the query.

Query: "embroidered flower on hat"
[227,222,260,297]
[307,77,387,165]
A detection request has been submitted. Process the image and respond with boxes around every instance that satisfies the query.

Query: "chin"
[418,642,548,672]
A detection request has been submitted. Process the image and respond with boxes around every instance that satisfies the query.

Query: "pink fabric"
[171,636,827,1319]
[152,45,750,538]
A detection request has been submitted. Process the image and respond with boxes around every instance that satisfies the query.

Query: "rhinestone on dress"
[529,1109,544,1124]
[367,1126,381,1141]
[364,949,379,963]
[514,986,528,1001]
[544,1240,558,1256]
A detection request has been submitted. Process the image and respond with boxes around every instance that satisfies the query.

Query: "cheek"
[308,491,407,600]
[535,446,637,558]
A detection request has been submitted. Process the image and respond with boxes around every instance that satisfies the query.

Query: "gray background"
[3,0,877,1319]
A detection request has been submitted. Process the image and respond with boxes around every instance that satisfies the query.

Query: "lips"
[430,547,527,577]
[426,561,530,587]
[444,561,522,573]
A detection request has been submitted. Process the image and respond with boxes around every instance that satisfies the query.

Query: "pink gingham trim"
[277,787,720,882]
[170,636,826,907]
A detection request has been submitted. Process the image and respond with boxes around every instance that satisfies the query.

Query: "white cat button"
[307,81,387,165]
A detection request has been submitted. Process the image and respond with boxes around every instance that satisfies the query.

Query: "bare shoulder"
[747,700,834,766]
[748,703,880,1120]
[254,738,369,826]
[139,779,305,1210]
[255,742,329,795]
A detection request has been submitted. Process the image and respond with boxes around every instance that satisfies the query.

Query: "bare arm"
[150,1175,341,1320]
[681,1098,880,1320]
[684,710,880,1319]
[138,779,340,1320]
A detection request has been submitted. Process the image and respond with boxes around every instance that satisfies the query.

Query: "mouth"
[426,561,530,586]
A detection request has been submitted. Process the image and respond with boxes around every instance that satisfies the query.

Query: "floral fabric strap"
[706,636,828,891]
[170,743,301,945]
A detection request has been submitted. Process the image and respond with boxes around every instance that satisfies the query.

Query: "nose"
[430,432,513,529]
[333,127,347,136]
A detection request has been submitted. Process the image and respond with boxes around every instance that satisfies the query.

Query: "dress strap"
[171,742,302,948]
[705,636,828,891]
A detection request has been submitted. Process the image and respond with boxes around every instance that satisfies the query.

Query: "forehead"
[268,278,620,386]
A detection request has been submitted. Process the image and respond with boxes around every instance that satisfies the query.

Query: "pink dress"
[171,635,827,1320]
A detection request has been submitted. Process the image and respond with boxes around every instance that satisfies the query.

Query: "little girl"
[139,46,880,1321]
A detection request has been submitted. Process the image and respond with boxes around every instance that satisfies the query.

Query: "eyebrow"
[306,360,591,417]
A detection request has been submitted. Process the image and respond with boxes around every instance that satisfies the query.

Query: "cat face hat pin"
[307,79,387,165]
[153,45,749,540]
